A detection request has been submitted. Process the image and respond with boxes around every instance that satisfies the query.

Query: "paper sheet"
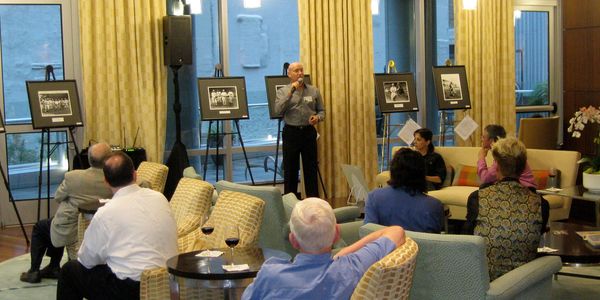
[454,115,478,141]
[397,118,421,145]
[222,264,250,272]
[196,250,223,258]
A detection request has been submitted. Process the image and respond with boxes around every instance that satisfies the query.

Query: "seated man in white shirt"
[56,152,177,300]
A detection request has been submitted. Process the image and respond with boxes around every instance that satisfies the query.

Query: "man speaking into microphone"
[275,62,325,198]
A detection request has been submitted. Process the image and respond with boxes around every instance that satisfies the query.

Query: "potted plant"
[567,105,600,192]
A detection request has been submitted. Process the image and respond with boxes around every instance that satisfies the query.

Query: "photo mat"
[264,75,312,119]
[198,77,249,121]
[26,80,84,129]
[432,66,471,110]
[374,73,418,113]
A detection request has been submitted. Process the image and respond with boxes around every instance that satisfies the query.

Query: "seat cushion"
[428,186,478,207]
[542,194,564,209]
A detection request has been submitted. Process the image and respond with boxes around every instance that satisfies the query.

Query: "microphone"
[291,77,303,93]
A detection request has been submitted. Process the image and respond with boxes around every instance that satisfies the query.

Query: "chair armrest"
[486,256,562,300]
[282,193,300,221]
[333,206,361,223]
[338,220,367,246]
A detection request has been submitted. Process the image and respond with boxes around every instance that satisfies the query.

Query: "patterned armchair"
[137,161,169,193]
[351,237,418,300]
[170,178,214,252]
[186,190,265,252]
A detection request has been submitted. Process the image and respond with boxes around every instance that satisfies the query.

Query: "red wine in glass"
[225,237,240,247]
[201,227,214,235]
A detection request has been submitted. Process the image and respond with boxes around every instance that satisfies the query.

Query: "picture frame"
[264,75,312,119]
[432,65,472,110]
[0,110,5,133]
[26,80,84,129]
[198,77,250,121]
[374,73,419,113]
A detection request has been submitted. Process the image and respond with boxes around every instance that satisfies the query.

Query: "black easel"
[36,65,82,220]
[202,65,255,185]
[271,62,328,199]
[0,112,29,245]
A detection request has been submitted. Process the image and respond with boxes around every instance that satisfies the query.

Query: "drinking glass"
[224,225,240,265]
[200,212,214,238]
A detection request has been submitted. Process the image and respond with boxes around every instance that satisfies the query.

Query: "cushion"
[531,169,550,189]
[452,164,480,187]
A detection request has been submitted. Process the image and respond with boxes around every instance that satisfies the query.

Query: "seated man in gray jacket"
[20,142,113,283]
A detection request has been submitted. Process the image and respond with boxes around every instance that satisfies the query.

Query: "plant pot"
[583,172,600,193]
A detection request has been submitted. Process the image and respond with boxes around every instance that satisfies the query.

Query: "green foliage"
[522,81,548,106]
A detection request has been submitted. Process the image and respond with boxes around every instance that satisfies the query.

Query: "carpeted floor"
[0,254,599,299]
[0,254,67,300]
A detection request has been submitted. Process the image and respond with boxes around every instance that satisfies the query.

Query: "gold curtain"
[298,0,377,198]
[79,1,167,162]
[454,0,515,145]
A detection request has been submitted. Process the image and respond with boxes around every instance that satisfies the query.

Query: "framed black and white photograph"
[0,110,5,133]
[264,75,312,119]
[374,73,418,113]
[26,80,84,129]
[432,66,471,110]
[198,77,249,120]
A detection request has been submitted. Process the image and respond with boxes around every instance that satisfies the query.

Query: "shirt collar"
[293,252,332,264]
[112,184,141,198]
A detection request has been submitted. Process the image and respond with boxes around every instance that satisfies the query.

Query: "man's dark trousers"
[282,124,319,198]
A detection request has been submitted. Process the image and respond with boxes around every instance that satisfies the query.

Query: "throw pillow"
[452,164,480,187]
[531,169,551,189]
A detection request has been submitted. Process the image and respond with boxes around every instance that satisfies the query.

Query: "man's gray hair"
[88,142,112,168]
[289,198,336,252]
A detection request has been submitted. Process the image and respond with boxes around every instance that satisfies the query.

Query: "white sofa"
[376,146,581,221]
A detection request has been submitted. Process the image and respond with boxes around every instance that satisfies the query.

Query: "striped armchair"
[351,237,418,300]
[170,178,214,252]
[137,161,169,193]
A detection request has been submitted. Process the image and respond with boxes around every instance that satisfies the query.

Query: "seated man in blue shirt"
[242,198,405,300]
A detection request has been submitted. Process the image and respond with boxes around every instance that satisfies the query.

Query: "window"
[0,1,77,225]
[168,0,299,184]
[514,4,557,129]
[372,0,417,169]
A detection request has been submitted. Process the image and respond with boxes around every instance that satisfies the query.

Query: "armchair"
[359,223,562,300]
[215,181,361,256]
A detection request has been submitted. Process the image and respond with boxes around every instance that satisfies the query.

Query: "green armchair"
[215,181,361,257]
[359,223,562,300]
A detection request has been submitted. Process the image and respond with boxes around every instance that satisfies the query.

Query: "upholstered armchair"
[351,237,418,300]
[215,180,362,256]
[359,223,562,300]
[170,178,214,253]
[136,161,169,193]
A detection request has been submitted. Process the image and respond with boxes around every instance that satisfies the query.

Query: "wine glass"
[224,225,240,266]
[200,212,214,238]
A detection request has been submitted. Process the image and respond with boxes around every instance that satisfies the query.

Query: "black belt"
[285,124,312,130]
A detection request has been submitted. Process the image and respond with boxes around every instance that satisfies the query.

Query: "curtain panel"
[298,0,377,198]
[454,0,516,145]
[79,0,167,162]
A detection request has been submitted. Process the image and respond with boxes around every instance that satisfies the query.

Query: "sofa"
[359,223,562,300]
[376,146,581,221]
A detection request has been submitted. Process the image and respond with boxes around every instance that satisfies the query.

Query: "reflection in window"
[514,10,549,107]
[0,5,63,124]
[7,131,68,200]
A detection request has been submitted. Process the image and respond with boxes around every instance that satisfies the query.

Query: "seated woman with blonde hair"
[464,137,548,280]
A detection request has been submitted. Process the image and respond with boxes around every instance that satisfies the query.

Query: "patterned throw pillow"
[531,169,550,189]
[452,164,480,187]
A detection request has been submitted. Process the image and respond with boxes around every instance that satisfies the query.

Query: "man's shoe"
[39,265,61,279]
[19,270,41,283]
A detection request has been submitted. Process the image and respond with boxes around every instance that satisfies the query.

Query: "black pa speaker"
[163,16,192,66]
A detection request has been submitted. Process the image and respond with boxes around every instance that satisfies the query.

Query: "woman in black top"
[413,128,446,191]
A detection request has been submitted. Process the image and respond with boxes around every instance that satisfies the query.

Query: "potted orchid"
[568,106,600,192]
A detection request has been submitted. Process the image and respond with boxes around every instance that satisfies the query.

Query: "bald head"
[103,152,135,188]
[88,142,112,168]
[287,62,304,83]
